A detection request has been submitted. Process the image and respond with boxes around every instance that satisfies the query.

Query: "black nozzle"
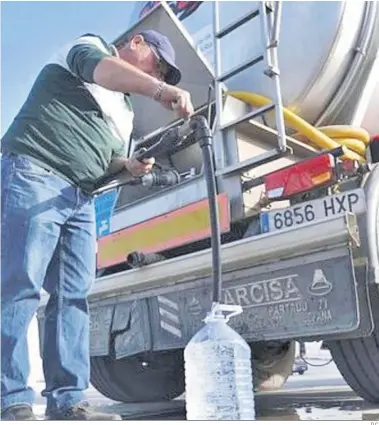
[141,169,181,188]
[189,115,213,148]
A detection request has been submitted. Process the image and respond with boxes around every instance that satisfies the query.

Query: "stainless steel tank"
[103,1,379,224]
[128,1,379,135]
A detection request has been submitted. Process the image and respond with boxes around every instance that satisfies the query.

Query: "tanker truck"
[37,1,379,404]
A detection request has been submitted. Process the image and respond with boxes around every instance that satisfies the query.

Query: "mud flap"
[149,244,374,346]
[111,299,151,359]
[224,245,372,341]
[89,303,115,356]
[88,299,152,358]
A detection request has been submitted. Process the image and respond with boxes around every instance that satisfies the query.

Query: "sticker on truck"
[260,188,366,234]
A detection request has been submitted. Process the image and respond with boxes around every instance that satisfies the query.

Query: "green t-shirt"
[1,34,134,193]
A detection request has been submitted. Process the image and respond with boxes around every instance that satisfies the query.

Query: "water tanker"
[37,1,379,405]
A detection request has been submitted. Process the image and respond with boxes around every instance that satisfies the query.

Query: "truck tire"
[252,341,296,391]
[90,343,294,402]
[90,350,185,403]
[326,163,379,403]
[327,288,379,403]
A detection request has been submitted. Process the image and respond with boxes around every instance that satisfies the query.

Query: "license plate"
[260,188,366,234]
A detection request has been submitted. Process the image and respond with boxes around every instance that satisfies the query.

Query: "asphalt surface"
[32,359,379,420]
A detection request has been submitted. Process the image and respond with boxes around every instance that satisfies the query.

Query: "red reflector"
[264,154,335,199]
[341,159,358,172]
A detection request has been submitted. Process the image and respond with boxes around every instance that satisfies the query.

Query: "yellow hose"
[227,91,368,163]
[329,138,366,157]
[310,125,370,145]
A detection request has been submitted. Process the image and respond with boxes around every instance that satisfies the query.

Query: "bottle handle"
[206,302,243,323]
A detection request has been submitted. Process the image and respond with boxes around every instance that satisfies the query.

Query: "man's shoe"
[1,404,37,420]
[46,401,122,421]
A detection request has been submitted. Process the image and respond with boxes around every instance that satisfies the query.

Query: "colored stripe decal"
[97,193,230,269]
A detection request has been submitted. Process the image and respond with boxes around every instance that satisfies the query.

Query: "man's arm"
[93,57,193,118]
[66,36,160,97]
[66,35,193,119]
[93,56,159,97]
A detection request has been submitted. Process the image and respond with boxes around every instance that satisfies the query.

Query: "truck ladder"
[212,1,287,178]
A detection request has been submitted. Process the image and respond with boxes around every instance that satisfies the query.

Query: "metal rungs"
[215,8,260,39]
[220,104,276,132]
[217,54,264,83]
[213,1,287,177]
[216,148,286,177]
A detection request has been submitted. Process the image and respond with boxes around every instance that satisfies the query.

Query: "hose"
[189,116,222,304]
[127,251,166,267]
[227,91,370,163]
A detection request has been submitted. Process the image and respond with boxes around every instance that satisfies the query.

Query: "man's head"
[117,30,181,86]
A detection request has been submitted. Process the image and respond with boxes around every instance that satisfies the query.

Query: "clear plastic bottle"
[184,304,256,420]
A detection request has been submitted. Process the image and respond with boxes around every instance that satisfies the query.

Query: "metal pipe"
[362,163,379,282]
[271,1,282,47]
[269,2,286,152]
[212,0,226,170]
[127,251,166,268]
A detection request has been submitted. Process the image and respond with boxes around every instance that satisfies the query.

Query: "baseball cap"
[139,30,182,86]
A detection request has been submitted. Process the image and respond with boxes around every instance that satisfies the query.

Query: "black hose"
[190,116,222,304]
[127,251,166,267]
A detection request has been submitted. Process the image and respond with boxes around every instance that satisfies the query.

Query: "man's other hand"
[125,157,155,177]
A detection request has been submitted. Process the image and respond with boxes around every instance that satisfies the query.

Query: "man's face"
[126,35,168,82]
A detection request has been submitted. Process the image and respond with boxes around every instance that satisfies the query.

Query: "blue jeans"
[1,153,96,414]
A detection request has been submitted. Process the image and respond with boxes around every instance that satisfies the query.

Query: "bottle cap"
[204,303,243,323]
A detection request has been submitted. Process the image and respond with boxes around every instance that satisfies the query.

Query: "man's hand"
[93,56,194,119]
[125,157,155,177]
[160,84,194,119]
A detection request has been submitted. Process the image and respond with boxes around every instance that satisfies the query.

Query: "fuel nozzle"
[140,169,181,188]
[134,122,193,162]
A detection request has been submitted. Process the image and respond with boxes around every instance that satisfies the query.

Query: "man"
[1,29,194,421]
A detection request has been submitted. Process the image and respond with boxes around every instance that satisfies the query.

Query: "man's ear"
[130,34,145,50]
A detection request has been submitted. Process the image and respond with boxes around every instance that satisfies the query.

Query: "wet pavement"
[33,359,379,420]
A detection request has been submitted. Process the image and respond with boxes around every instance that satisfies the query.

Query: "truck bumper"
[37,212,374,359]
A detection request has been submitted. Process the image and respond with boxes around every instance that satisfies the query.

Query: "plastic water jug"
[184,304,256,420]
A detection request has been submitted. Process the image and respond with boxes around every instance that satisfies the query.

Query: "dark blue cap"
[139,30,182,86]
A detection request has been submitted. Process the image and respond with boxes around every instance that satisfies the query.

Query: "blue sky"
[1,1,141,135]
